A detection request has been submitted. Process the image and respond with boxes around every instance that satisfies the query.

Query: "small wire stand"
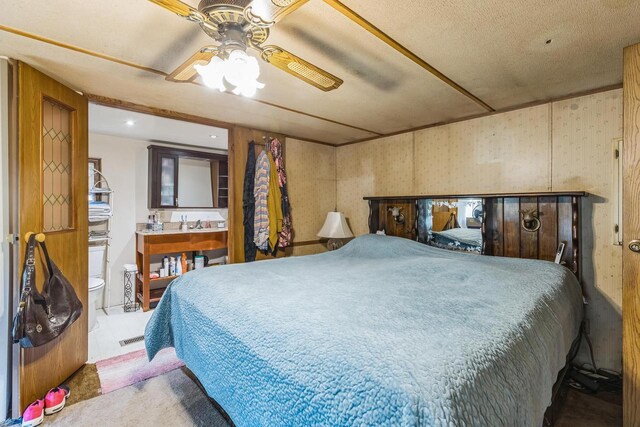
[123,264,139,312]
[90,169,114,315]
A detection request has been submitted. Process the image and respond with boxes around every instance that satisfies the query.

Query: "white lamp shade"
[317,212,354,239]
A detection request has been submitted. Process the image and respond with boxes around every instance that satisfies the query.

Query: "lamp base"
[326,238,344,251]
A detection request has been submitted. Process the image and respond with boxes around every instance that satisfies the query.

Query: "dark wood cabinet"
[217,160,228,208]
[148,145,228,209]
[149,149,179,208]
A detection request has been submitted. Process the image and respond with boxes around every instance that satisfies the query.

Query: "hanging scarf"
[253,150,270,251]
[267,151,283,253]
[269,138,293,247]
[242,141,257,262]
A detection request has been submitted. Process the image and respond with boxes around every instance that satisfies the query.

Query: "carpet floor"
[35,364,621,426]
[96,348,184,394]
[46,367,230,427]
[64,363,101,406]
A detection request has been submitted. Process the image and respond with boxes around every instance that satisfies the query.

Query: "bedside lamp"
[317,211,354,250]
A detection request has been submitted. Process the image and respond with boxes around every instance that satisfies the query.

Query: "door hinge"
[615,149,620,159]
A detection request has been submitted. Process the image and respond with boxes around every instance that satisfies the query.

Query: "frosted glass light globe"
[194,56,226,92]
[195,50,265,97]
[224,50,264,97]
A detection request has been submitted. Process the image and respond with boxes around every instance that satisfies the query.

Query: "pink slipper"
[44,385,70,415]
[21,399,44,427]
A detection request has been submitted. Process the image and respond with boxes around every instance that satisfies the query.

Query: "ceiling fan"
[149,0,344,97]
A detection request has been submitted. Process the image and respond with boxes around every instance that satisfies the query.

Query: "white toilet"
[88,245,106,332]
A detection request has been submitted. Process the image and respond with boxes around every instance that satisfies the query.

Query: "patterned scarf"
[253,150,270,250]
[269,138,292,247]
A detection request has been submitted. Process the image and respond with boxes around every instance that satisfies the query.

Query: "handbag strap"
[18,234,54,305]
[38,239,55,278]
[19,234,37,303]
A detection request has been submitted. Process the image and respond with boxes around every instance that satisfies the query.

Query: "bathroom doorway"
[86,101,230,362]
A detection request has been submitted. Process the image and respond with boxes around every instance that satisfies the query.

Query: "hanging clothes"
[269,138,292,247]
[242,141,257,262]
[253,150,270,251]
[267,151,283,253]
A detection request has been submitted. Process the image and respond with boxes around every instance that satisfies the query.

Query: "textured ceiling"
[343,0,640,109]
[1,0,639,144]
[89,104,229,150]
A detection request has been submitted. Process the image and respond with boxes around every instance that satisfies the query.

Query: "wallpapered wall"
[285,138,337,256]
[335,89,623,371]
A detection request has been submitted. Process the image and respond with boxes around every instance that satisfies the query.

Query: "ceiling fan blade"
[148,0,194,17]
[244,0,309,27]
[148,0,219,33]
[260,46,343,91]
[166,47,218,82]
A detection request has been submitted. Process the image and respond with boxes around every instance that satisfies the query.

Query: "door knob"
[630,240,640,253]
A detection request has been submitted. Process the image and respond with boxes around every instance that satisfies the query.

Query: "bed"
[146,234,583,426]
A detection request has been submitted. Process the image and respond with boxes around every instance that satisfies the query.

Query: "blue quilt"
[146,235,583,426]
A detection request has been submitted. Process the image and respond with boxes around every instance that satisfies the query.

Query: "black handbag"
[12,234,83,348]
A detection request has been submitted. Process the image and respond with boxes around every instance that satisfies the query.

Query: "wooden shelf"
[136,273,179,283]
[137,287,165,305]
[136,230,228,311]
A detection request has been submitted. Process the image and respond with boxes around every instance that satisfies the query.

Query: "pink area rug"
[96,348,184,394]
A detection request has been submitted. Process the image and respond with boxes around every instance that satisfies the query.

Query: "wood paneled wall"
[336,133,414,237]
[336,89,623,371]
[285,138,336,256]
[623,42,640,427]
[228,126,287,263]
[229,129,337,262]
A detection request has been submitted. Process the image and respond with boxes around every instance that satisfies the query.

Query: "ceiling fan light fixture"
[194,56,226,92]
[224,51,255,82]
[195,49,265,98]
[232,79,265,98]
[152,0,342,93]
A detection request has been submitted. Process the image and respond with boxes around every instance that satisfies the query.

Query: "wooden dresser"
[135,230,228,311]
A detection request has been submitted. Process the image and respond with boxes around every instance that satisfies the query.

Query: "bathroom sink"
[137,227,227,235]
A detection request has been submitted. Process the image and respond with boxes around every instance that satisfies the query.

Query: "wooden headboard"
[364,192,587,279]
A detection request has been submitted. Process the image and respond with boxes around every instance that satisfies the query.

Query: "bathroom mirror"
[417,198,483,253]
[148,145,228,209]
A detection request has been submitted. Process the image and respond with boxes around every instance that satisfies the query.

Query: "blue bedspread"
[146,235,583,426]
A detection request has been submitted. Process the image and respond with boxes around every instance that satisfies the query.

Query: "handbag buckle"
[47,305,57,323]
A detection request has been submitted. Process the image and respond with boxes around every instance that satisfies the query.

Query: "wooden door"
[18,63,88,409]
[623,42,640,426]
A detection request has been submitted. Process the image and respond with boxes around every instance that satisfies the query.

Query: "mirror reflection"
[417,198,483,253]
[149,145,228,209]
[178,157,216,208]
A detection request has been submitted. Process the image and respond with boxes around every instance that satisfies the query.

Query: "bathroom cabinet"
[148,145,228,209]
[135,229,228,311]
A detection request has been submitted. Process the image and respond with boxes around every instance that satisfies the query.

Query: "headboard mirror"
[365,192,587,279]
[416,198,483,253]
